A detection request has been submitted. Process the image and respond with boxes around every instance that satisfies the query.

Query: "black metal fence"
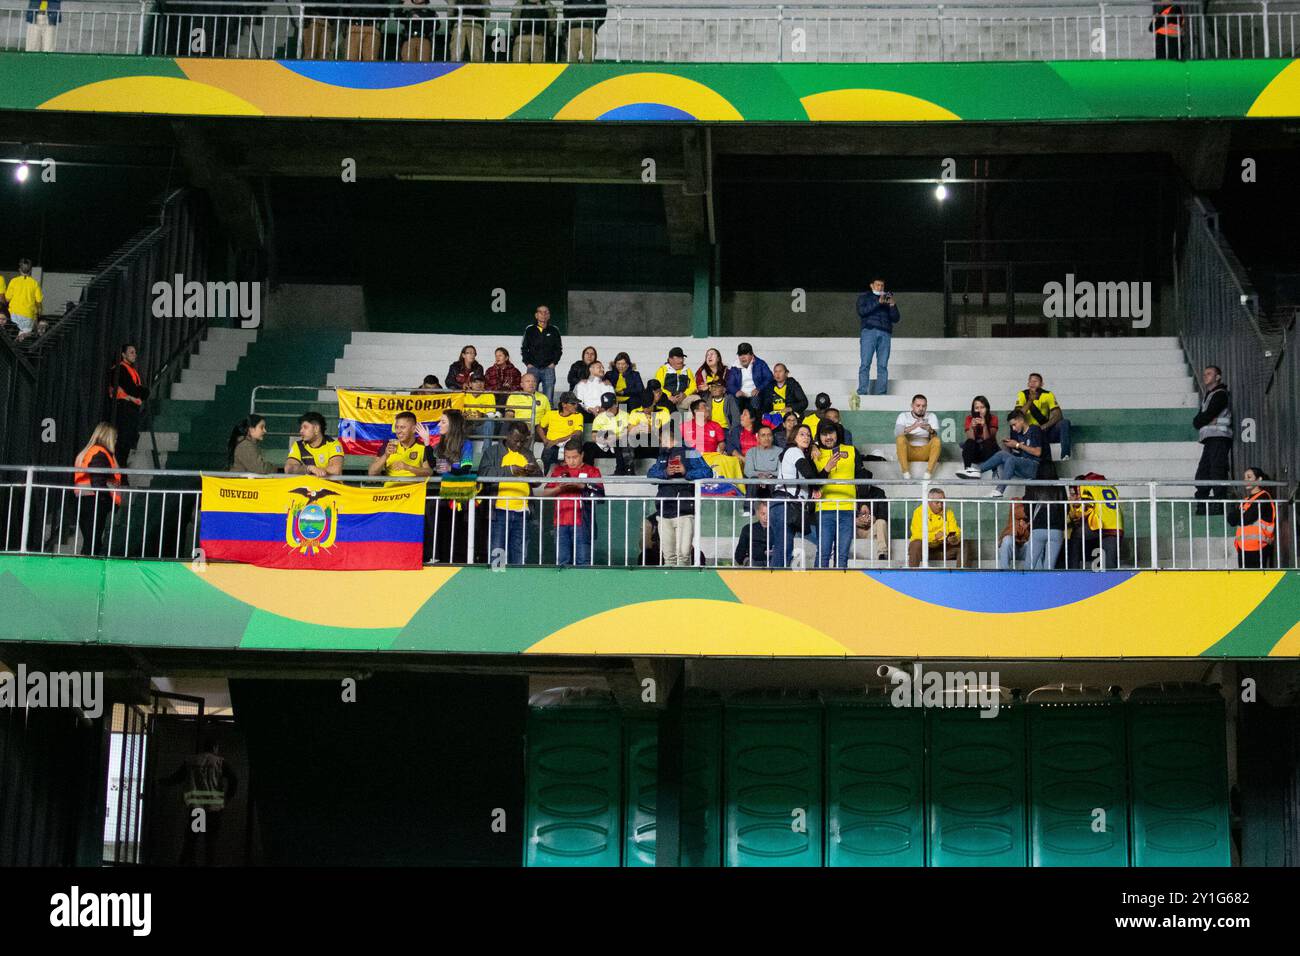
[1178,196,1295,485]
[0,189,216,473]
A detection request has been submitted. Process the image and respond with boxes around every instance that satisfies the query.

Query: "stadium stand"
[124,327,1262,569]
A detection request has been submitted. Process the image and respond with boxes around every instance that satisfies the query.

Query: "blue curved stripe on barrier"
[277,60,462,89]
[597,103,695,121]
[863,569,1136,613]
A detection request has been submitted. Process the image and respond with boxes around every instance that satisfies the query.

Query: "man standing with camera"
[857,277,900,396]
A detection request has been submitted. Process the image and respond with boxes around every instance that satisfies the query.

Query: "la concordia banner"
[200,476,426,571]
[336,388,464,456]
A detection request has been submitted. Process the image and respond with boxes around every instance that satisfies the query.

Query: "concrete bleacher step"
[329,334,1199,418]
[853,391,1196,410]
[169,327,260,402]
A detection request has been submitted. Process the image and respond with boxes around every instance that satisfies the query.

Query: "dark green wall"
[229,673,526,866]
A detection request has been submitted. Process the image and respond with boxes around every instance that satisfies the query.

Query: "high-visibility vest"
[1153,5,1183,36]
[112,361,143,406]
[74,444,122,505]
[1197,386,1232,442]
[182,753,227,811]
[1235,490,1276,552]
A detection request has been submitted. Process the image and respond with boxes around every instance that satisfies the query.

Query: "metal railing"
[0,190,214,471]
[1178,196,1293,484]
[1,466,1293,570]
[3,1,1298,65]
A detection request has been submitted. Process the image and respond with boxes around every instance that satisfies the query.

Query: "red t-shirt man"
[544,460,604,526]
[682,418,726,455]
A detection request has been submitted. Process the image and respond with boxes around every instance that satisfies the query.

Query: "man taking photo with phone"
[857,277,900,396]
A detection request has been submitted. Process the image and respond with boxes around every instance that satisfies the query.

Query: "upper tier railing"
[3,1,1298,65]
[1,466,1294,570]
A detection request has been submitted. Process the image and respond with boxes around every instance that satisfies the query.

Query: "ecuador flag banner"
[336,388,465,456]
[200,476,426,570]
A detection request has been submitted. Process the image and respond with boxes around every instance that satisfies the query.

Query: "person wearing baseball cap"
[538,391,584,472]
[803,391,833,437]
[585,391,633,475]
[725,342,773,414]
[653,347,697,410]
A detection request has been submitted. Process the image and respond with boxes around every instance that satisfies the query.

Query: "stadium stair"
[151,327,352,474]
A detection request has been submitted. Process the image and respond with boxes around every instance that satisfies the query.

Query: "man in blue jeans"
[520,303,562,404]
[538,441,604,566]
[957,409,1042,498]
[856,277,900,396]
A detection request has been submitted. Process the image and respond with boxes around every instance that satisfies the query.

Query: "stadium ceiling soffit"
[2,112,1297,185]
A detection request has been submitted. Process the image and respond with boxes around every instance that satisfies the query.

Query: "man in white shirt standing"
[894,393,941,480]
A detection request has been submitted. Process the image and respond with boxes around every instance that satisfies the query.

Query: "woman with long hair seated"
[1228,466,1278,569]
[227,414,273,474]
[694,347,728,392]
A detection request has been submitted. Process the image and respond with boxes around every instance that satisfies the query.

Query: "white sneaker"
[1060,454,1071,462]
[923,471,933,480]
[988,489,1004,498]
[956,467,980,479]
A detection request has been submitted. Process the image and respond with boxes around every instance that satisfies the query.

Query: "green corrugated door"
[623,699,723,867]
[928,704,1027,867]
[525,699,622,867]
[826,699,924,867]
[724,698,823,867]
[1128,695,1231,867]
[1028,700,1129,866]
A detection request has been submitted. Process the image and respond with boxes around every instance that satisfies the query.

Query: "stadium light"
[15,161,29,183]
[934,183,948,201]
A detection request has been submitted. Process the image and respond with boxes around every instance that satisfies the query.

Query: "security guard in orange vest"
[109,343,149,468]
[1228,467,1277,569]
[74,423,122,556]
[1149,2,1186,60]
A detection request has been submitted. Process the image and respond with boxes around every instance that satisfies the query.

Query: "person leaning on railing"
[74,423,123,557]
[227,414,273,474]
[647,426,712,567]
[536,439,604,566]
[284,411,344,477]
[430,409,482,563]
[24,0,60,53]
[1227,467,1278,570]
[478,419,542,565]
[399,0,444,62]
[733,500,770,568]
[997,496,1031,569]
[908,488,962,568]
[300,0,386,60]
[1026,482,1067,570]
[811,420,857,569]
[447,1,488,62]
[769,423,815,569]
[1065,474,1124,570]
[511,0,556,63]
